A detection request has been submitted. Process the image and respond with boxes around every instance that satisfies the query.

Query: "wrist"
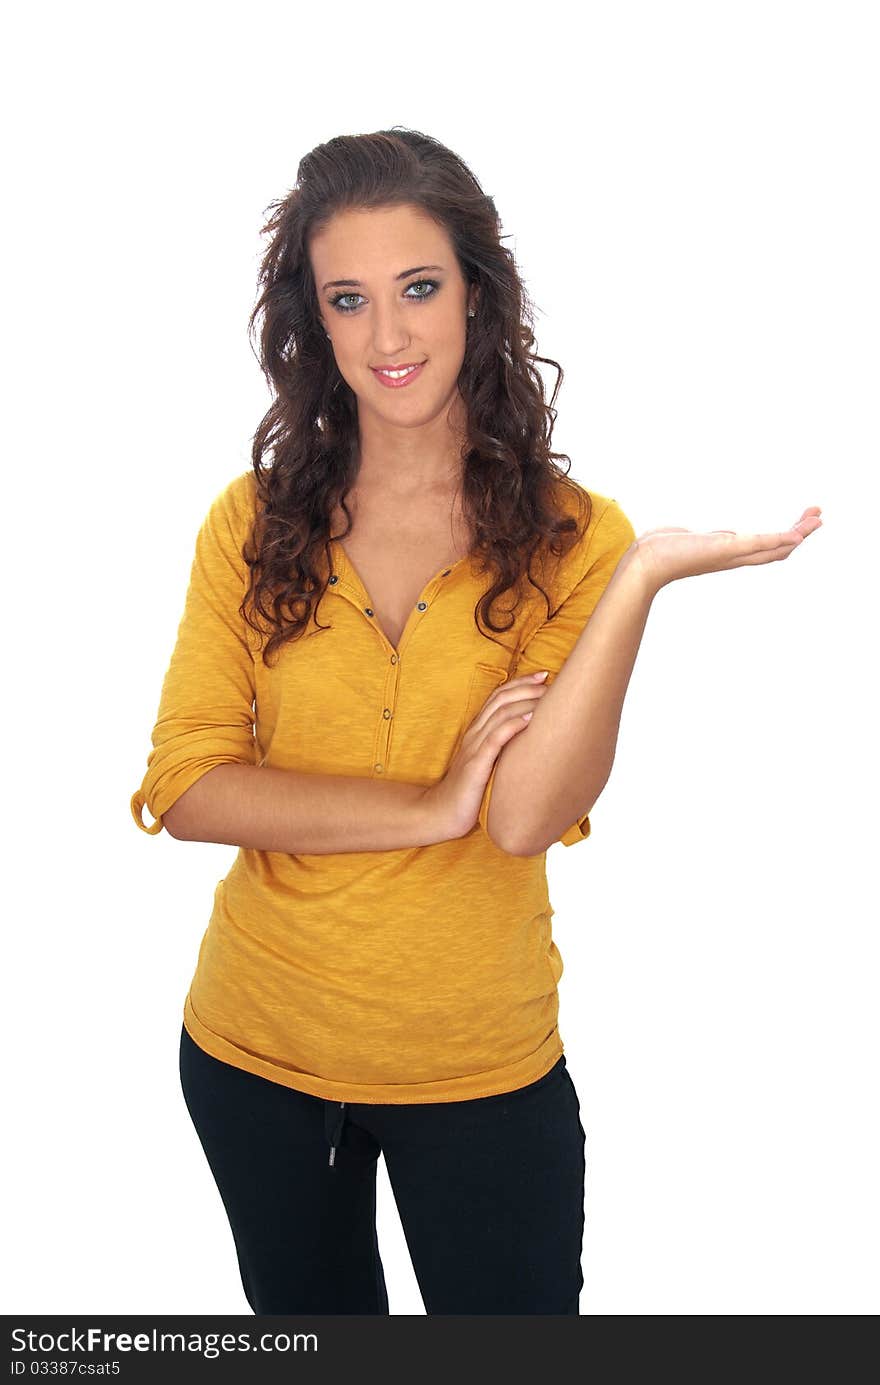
[414,783,459,846]
[617,542,664,602]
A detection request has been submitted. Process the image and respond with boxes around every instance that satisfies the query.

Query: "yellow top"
[131,469,636,1103]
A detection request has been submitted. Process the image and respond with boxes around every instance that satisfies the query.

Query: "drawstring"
[324,1099,347,1167]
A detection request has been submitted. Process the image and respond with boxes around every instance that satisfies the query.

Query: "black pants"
[179,1023,586,1315]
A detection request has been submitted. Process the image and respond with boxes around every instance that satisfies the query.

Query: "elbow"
[484,782,549,856]
[148,762,239,840]
[483,803,522,857]
[160,781,207,840]
[489,817,547,858]
[502,832,551,858]
[163,803,196,842]
[502,795,602,857]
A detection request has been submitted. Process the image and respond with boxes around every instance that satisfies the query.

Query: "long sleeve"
[478,497,637,847]
[130,472,258,835]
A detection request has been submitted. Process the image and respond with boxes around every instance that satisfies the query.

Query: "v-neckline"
[330,538,472,656]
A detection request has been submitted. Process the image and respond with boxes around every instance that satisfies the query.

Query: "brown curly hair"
[241,125,591,666]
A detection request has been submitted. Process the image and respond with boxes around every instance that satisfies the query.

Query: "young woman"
[130,128,821,1315]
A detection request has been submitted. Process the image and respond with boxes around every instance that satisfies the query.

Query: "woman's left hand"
[630,506,823,595]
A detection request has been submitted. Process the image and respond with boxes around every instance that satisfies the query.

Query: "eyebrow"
[321,264,446,292]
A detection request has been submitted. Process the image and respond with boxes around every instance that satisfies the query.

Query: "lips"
[370,361,427,389]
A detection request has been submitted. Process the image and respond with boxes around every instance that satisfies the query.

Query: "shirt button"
[390,654,398,665]
[383,708,392,719]
[365,607,374,616]
[374,763,383,773]
[417,601,427,611]
[441,568,451,576]
[329,574,339,584]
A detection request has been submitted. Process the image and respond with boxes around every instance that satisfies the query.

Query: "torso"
[329,486,475,652]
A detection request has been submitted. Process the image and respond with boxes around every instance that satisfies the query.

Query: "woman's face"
[310,202,476,435]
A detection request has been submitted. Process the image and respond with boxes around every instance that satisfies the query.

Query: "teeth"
[378,365,417,378]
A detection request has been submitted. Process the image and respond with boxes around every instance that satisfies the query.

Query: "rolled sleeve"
[479,496,636,849]
[130,473,258,836]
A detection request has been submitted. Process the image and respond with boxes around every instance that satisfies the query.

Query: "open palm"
[633,506,823,593]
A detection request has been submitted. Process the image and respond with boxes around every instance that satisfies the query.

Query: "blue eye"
[329,279,440,314]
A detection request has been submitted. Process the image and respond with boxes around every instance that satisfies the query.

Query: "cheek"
[435,303,466,345]
[428,313,467,368]
[333,337,368,387]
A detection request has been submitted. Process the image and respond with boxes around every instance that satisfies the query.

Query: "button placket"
[327,570,391,774]
[373,570,456,771]
[329,556,458,776]
[375,649,402,773]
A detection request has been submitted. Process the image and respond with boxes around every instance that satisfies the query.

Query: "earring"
[468,308,475,317]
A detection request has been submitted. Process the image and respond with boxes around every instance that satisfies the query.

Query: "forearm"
[488,551,657,855]
[164,763,443,853]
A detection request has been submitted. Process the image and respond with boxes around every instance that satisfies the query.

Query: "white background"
[4,0,877,1316]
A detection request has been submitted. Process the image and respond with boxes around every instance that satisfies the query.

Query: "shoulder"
[203,468,259,540]
[549,477,637,587]
[215,467,258,516]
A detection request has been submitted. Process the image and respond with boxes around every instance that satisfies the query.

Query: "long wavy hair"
[241,126,591,666]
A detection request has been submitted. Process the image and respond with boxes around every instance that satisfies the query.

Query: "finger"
[482,671,548,691]
[480,671,550,707]
[489,681,550,707]
[759,513,823,545]
[477,682,548,720]
[727,528,811,554]
[486,711,536,751]
[465,683,548,738]
[725,539,806,566]
[477,696,544,746]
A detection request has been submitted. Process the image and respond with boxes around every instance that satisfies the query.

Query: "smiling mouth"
[371,363,425,378]
[370,361,427,388]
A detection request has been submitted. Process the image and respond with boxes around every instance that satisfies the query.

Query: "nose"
[369,299,412,357]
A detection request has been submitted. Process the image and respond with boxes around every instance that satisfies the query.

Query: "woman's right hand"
[420,670,551,841]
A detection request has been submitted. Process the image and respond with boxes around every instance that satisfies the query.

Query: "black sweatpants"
[179,1022,587,1315]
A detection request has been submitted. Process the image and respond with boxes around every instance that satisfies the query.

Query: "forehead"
[309,203,453,278]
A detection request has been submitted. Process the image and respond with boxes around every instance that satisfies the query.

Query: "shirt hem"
[182,992,564,1104]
